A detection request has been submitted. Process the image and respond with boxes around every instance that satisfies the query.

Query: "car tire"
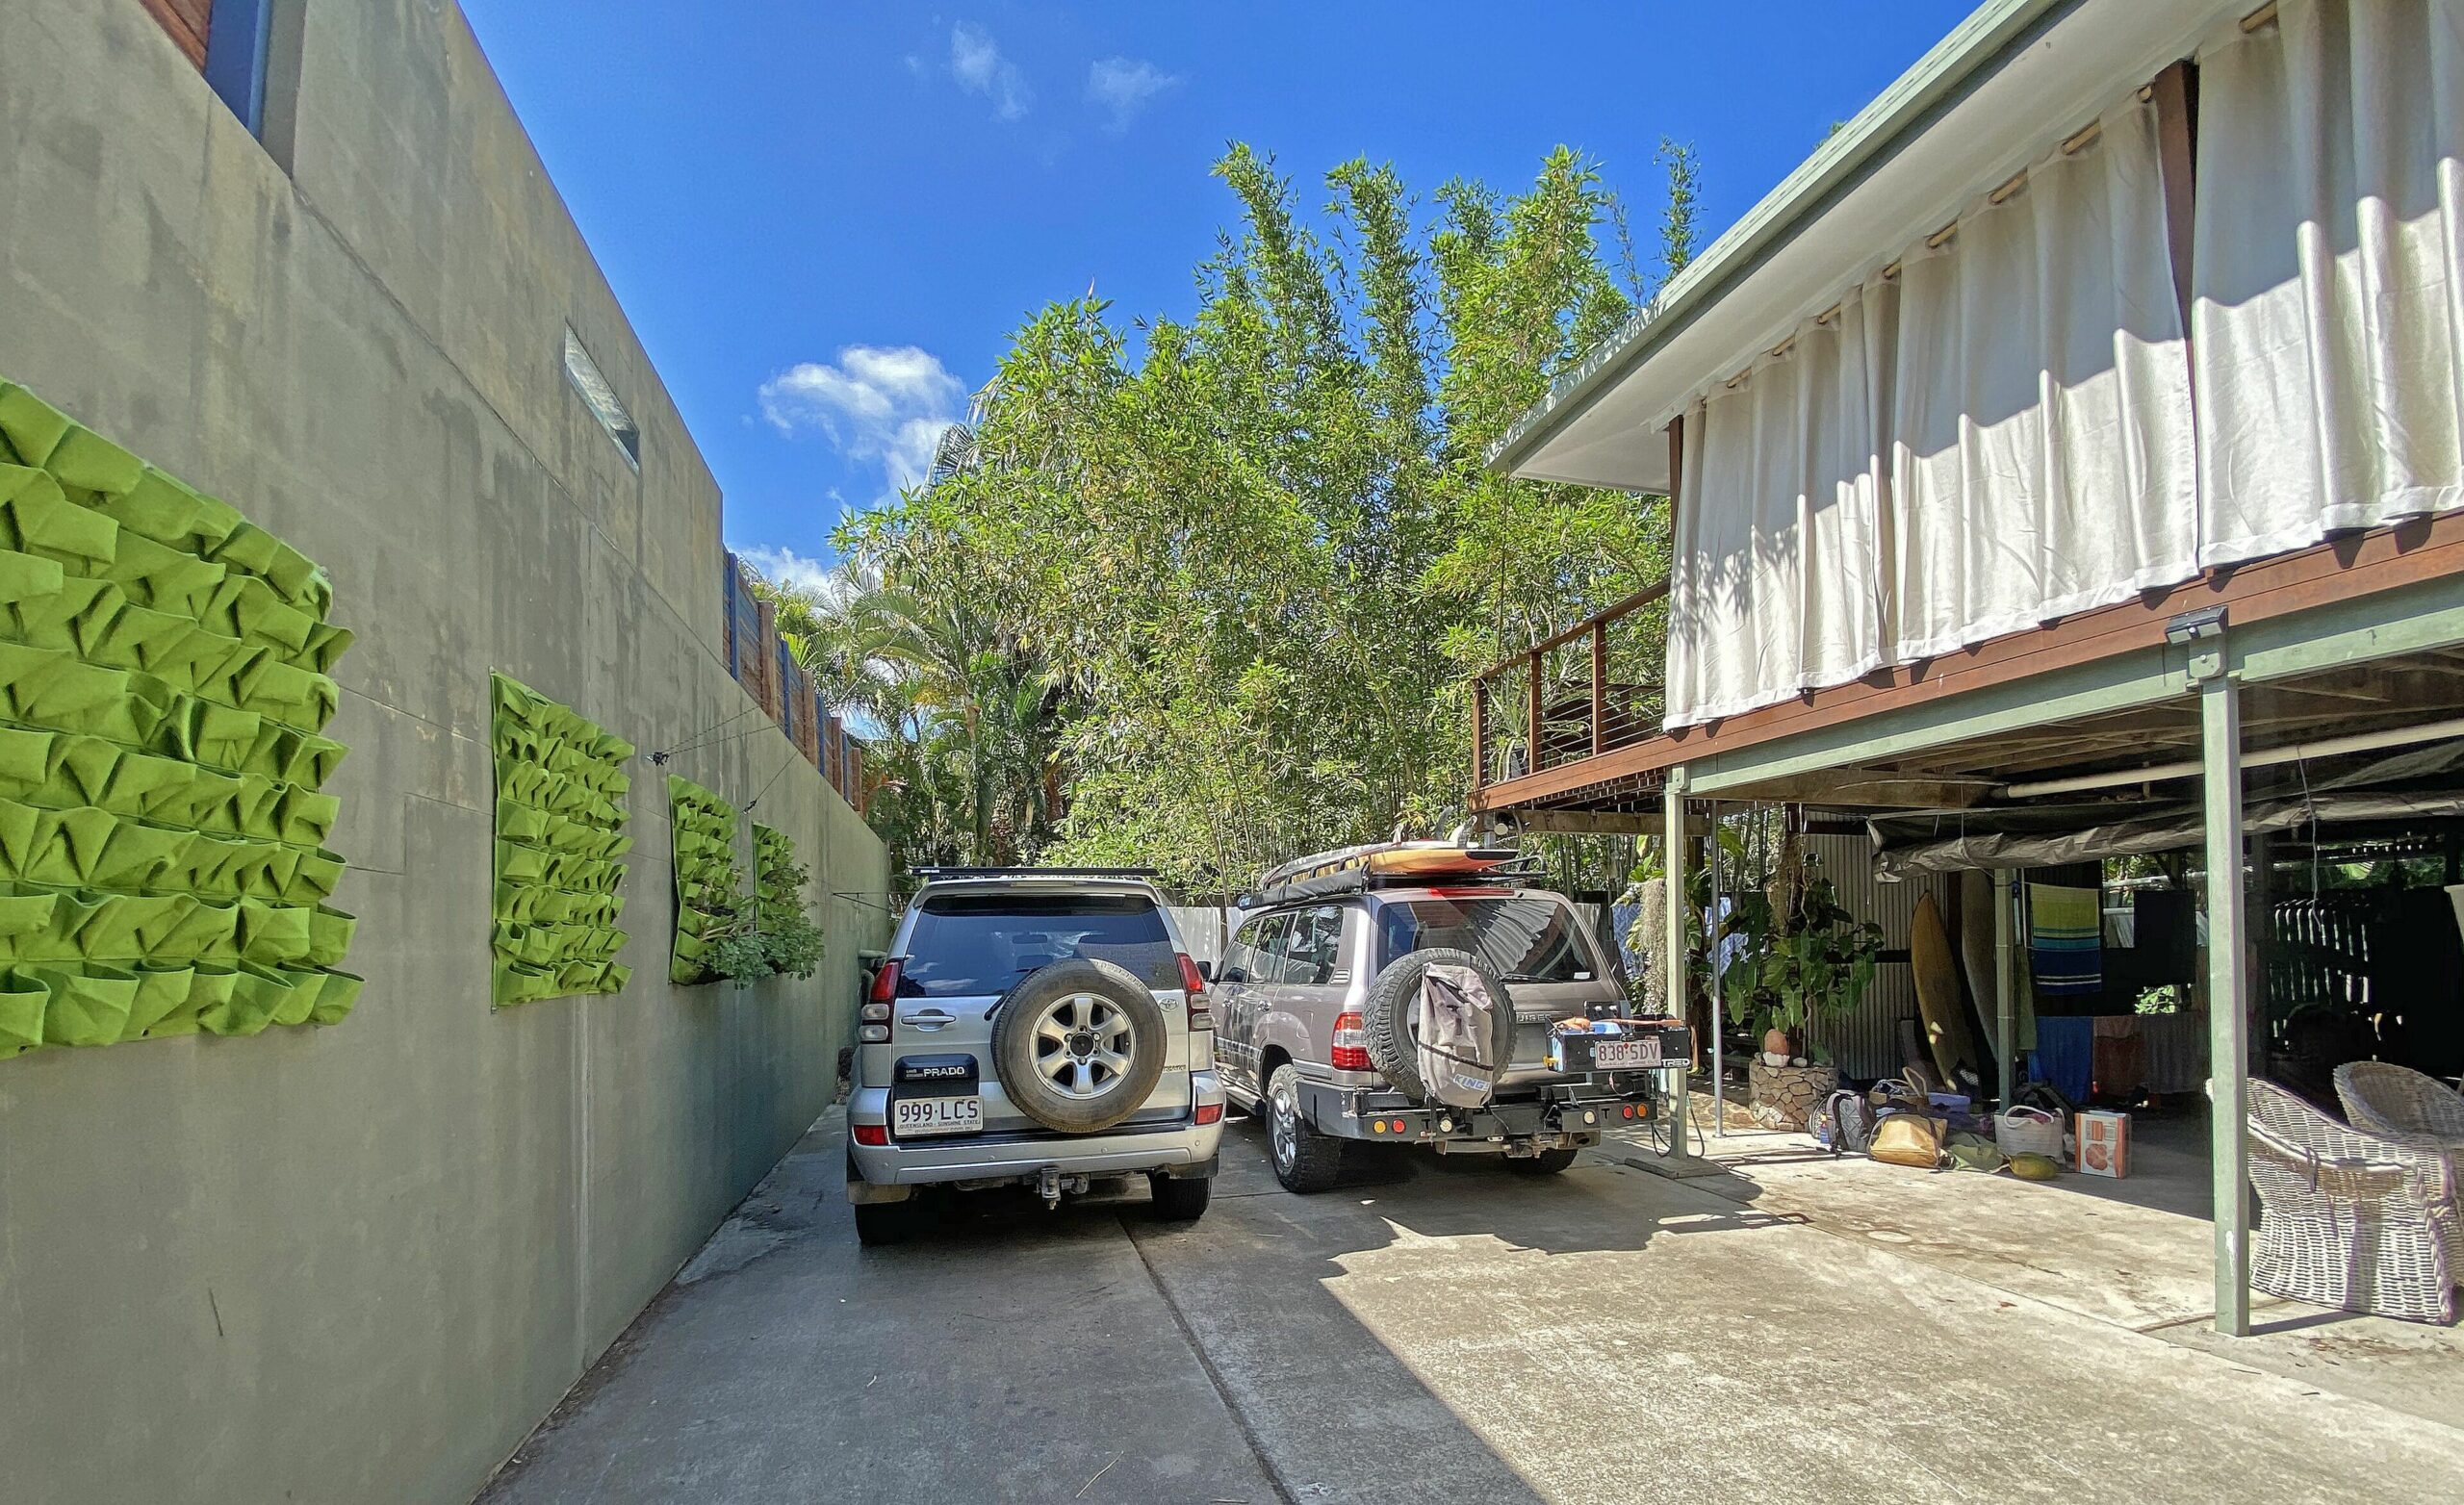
[1361,947,1516,1106]
[853,1194,925,1245]
[1147,1173,1212,1221]
[1267,1063,1348,1193]
[1506,1147,1581,1177]
[990,958,1169,1135]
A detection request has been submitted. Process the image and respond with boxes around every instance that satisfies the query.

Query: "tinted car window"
[1224,916,1269,982]
[1245,913,1291,982]
[900,894,1176,996]
[1373,897,1592,983]
[1288,906,1344,986]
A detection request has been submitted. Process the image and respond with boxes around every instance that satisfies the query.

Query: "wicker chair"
[2335,1061,2464,1147]
[2246,1080,2459,1324]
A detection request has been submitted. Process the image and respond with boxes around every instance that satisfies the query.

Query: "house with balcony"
[1476,0,2464,1333]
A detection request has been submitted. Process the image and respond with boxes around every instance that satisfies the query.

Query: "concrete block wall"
[0,3,892,1500]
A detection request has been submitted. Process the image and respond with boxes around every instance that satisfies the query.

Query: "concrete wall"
[0,3,892,1500]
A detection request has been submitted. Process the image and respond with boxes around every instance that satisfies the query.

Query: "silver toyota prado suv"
[845,869,1225,1243]
[1213,843,1691,1192]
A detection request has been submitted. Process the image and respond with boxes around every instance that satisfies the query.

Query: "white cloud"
[736,544,837,599]
[757,344,965,493]
[1087,57,1179,131]
[950,22,1031,121]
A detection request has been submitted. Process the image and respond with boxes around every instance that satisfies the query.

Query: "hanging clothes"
[2029,883,2104,997]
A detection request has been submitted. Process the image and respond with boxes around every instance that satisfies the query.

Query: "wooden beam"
[1507,808,1711,836]
[1471,674,1486,792]
[1707,770,2001,809]
[1470,513,2464,811]
[2149,62,2197,333]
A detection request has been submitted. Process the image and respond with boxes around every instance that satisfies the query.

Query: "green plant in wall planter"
[700,822,824,986]
[0,378,362,1059]
[667,775,741,984]
[489,673,632,1006]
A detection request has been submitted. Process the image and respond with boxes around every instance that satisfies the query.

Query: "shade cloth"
[1891,95,2200,660]
[1666,279,1893,727]
[2194,0,2464,566]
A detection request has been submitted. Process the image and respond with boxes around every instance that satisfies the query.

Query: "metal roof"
[1484,0,2246,493]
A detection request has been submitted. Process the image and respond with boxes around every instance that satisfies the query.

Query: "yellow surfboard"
[1912,890,1980,1085]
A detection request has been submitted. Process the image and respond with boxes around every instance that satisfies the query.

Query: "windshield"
[899,893,1177,997]
[1373,896,1595,983]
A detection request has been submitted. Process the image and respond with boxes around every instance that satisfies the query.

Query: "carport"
[1472,0,2464,1334]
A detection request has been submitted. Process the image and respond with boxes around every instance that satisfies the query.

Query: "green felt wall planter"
[752,823,800,933]
[490,673,630,1006]
[667,776,740,984]
[0,377,358,1062]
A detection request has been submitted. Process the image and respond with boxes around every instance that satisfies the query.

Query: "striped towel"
[2029,883,2104,996]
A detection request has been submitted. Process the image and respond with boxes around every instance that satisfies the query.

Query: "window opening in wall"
[563,328,643,471]
[202,0,275,135]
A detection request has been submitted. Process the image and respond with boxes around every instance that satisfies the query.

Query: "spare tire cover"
[1362,947,1515,1108]
[989,957,1168,1134]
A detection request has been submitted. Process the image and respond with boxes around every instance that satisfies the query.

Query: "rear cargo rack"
[909,866,1160,880]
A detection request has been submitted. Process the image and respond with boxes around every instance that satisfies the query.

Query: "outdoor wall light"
[2164,604,2227,644]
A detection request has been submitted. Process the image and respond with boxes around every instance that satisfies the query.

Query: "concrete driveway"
[480,1110,2463,1505]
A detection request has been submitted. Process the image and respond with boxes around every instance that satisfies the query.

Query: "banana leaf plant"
[1688,824,1884,1059]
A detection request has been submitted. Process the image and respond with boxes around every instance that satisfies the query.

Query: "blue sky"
[458,2,1978,594]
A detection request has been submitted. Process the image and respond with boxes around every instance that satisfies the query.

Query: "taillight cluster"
[859,959,900,1042]
[1330,1010,1371,1072]
[1176,952,1212,1031]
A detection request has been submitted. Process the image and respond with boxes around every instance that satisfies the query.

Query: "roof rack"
[909,865,1160,880]
[1240,841,1531,908]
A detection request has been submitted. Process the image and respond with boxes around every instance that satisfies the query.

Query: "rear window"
[898,893,1177,997]
[1373,897,1595,983]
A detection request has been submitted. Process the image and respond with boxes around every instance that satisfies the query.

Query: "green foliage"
[1691,823,1884,1047]
[758,142,1687,891]
[706,824,826,986]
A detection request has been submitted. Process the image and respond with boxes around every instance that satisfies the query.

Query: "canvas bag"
[1867,1111,1948,1169]
[1820,1089,1875,1157]
[1414,964,1504,1110]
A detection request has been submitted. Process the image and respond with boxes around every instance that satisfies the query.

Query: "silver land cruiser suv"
[845,869,1225,1243]
[1213,853,1689,1192]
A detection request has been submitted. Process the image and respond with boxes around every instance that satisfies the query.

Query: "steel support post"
[1663,772,1690,1160]
[1993,868,2016,1110]
[2200,667,2252,1338]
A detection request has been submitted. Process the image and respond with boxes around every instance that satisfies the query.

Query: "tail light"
[868,958,902,1004]
[1176,953,1212,1031]
[851,1122,888,1147]
[1331,1010,1371,1072]
[1195,1102,1224,1126]
[859,999,890,1043]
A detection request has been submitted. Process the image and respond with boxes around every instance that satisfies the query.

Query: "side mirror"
[1195,959,1216,983]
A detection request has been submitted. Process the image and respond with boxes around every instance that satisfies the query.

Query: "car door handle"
[901,1008,956,1030]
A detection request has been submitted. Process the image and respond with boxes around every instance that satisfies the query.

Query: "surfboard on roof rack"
[1246,840,1527,906]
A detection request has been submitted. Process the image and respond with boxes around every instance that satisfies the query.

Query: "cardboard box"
[2076,1110,2130,1178]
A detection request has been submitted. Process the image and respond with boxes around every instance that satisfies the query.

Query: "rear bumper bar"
[1298,1072,1666,1147]
[846,1073,1226,1193]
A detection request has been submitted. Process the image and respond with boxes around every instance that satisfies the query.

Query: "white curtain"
[1889,96,2200,662]
[1665,279,1893,728]
[2194,0,2464,566]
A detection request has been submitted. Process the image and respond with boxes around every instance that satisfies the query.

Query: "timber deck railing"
[1471,581,1668,794]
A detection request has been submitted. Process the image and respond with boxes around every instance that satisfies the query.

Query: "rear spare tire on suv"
[1361,947,1516,1106]
[990,957,1168,1135]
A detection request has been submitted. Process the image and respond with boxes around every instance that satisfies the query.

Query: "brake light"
[868,958,901,1005]
[1195,1103,1223,1126]
[1331,1010,1371,1072]
[852,1122,888,1146]
[1176,952,1212,1030]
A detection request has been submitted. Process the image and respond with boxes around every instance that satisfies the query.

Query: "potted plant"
[1692,823,1884,1131]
